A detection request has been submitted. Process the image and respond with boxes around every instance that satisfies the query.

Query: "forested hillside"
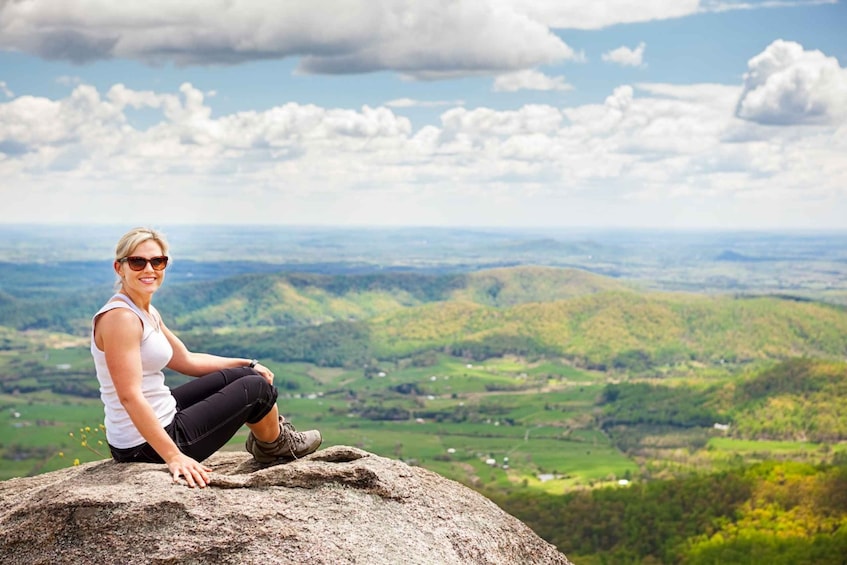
[3,266,842,374]
[368,292,847,370]
[491,459,847,564]
[0,266,625,333]
[596,359,847,465]
[728,358,847,442]
[169,275,847,374]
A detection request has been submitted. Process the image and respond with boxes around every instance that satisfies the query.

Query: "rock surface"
[0,445,572,564]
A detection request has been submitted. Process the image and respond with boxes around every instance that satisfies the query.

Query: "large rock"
[0,446,572,564]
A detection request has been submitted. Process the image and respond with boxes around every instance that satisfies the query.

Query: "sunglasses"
[119,256,169,271]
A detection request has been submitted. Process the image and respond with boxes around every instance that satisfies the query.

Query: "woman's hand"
[253,362,274,385]
[167,453,212,488]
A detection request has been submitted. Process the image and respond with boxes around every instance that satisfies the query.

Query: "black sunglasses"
[119,256,169,271]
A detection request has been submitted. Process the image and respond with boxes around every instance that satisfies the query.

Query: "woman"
[91,227,321,488]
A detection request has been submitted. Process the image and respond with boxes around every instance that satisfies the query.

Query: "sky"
[0,0,846,230]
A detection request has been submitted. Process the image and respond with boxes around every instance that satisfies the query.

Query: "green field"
[0,392,106,477]
[0,352,634,485]
[705,436,844,463]
[3,351,842,494]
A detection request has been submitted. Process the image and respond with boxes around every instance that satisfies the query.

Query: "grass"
[704,436,844,464]
[5,346,91,369]
[0,394,106,479]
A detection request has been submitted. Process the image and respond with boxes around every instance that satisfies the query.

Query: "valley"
[1,225,846,563]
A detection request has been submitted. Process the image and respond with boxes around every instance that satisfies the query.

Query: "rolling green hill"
[454,266,631,306]
[155,266,631,329]
[367,290,847,369]
[0,265,630,330]
[583,357,847,482]
[123,267,847,372]
[2,265,846,374]
[726,358,847,442]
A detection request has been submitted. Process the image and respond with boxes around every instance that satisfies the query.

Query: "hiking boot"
[246,417,322,464]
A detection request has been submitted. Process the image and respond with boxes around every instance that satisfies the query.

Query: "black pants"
[109,367,278,463]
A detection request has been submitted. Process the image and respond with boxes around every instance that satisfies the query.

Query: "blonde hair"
[114,227,170,289]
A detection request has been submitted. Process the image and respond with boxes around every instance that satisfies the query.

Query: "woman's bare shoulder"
[95,304,143,332]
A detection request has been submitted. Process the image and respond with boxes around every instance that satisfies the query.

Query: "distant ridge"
[456,266,631,307]
[715,250,806,263]
[2,265,846,372]
[496,238,602,255]
[152,265,633,330]
[365,290,847,368]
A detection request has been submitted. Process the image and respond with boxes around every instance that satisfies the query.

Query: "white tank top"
[91,294,176,449]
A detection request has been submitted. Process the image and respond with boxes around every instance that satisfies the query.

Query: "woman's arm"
[97,309,211,487]
[160,320,274,384]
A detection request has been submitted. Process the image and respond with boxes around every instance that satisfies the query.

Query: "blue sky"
[1,0,845,229]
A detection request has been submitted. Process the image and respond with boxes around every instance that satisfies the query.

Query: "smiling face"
[115,239,167,302]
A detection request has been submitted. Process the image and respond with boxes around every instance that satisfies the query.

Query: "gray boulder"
[0,445,572,564]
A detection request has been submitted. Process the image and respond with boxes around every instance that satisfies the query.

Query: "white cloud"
[602,43,647,68]
[0,1,824,88]
[493,70,574,92]
[735,39,847,125]
[0,84,126,151]
[440,105,564,137]
[0,75,844,228]
[0,82,12,98]
[0,1,578,79]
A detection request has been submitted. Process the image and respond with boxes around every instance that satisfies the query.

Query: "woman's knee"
[218,366,261,382]
[242,374,278,422]
[241,372,273,391]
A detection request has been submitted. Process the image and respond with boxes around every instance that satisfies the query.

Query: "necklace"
[116,292,160,332]
[144,308,161,333]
